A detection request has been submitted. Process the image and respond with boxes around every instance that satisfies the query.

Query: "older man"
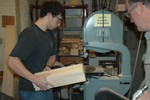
[126,0,150,100]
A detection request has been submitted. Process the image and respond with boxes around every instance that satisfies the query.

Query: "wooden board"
[60,56,83,65]
[2,16,15,27]
[33,63,86,91]
[1,25,16,97]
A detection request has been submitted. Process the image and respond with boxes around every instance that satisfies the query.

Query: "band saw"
[82,10,131,100]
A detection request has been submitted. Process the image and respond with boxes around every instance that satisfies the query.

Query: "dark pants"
[19,90,53,100]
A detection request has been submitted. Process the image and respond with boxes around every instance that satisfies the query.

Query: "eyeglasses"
[55,16,62,24]
[127,4,137,18]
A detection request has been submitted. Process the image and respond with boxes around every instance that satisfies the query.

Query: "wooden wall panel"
[1,25,16,97]
[2,16,15,27]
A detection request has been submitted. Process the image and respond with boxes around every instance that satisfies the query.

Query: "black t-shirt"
[10,24,56,91]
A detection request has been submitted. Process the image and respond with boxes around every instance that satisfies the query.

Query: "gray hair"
[129,0,150,6]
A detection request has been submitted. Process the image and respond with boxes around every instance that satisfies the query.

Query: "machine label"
[94,14,111,27]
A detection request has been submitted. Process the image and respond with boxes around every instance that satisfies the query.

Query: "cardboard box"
[33,63,86,91]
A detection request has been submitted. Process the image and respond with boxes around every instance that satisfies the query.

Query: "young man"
[126,0,150,100]
[7,1,64,100]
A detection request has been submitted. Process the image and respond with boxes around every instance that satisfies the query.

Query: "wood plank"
[33,63,86,91]
[60,56,83,65]
[2,16,15,27]
[1,25,16,97]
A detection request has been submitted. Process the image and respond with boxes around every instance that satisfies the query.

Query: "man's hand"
[137,91,150,100]
[33,75,54,91]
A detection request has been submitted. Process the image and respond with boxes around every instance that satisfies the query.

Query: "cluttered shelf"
[59,56,84,65]
[58,36,84,65]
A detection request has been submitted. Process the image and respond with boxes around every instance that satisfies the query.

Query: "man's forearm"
[7,56,38,83]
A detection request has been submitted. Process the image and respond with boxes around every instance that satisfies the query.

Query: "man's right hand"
[33,75,54,91]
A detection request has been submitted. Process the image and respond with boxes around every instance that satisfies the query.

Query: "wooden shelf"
[60,56,83,65]
[59,36,84,65]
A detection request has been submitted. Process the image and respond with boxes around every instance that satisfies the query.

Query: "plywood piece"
[33,63,86,91]
[2,16,15,27]
[1,25,16,97]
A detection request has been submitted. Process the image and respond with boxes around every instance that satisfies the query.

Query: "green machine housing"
[82,10,131,100]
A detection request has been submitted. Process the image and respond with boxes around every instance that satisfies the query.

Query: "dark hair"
[40,0,65,18]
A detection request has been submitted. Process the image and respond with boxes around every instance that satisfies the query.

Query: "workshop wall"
[0,0,29,71]
[0,0,16,71]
